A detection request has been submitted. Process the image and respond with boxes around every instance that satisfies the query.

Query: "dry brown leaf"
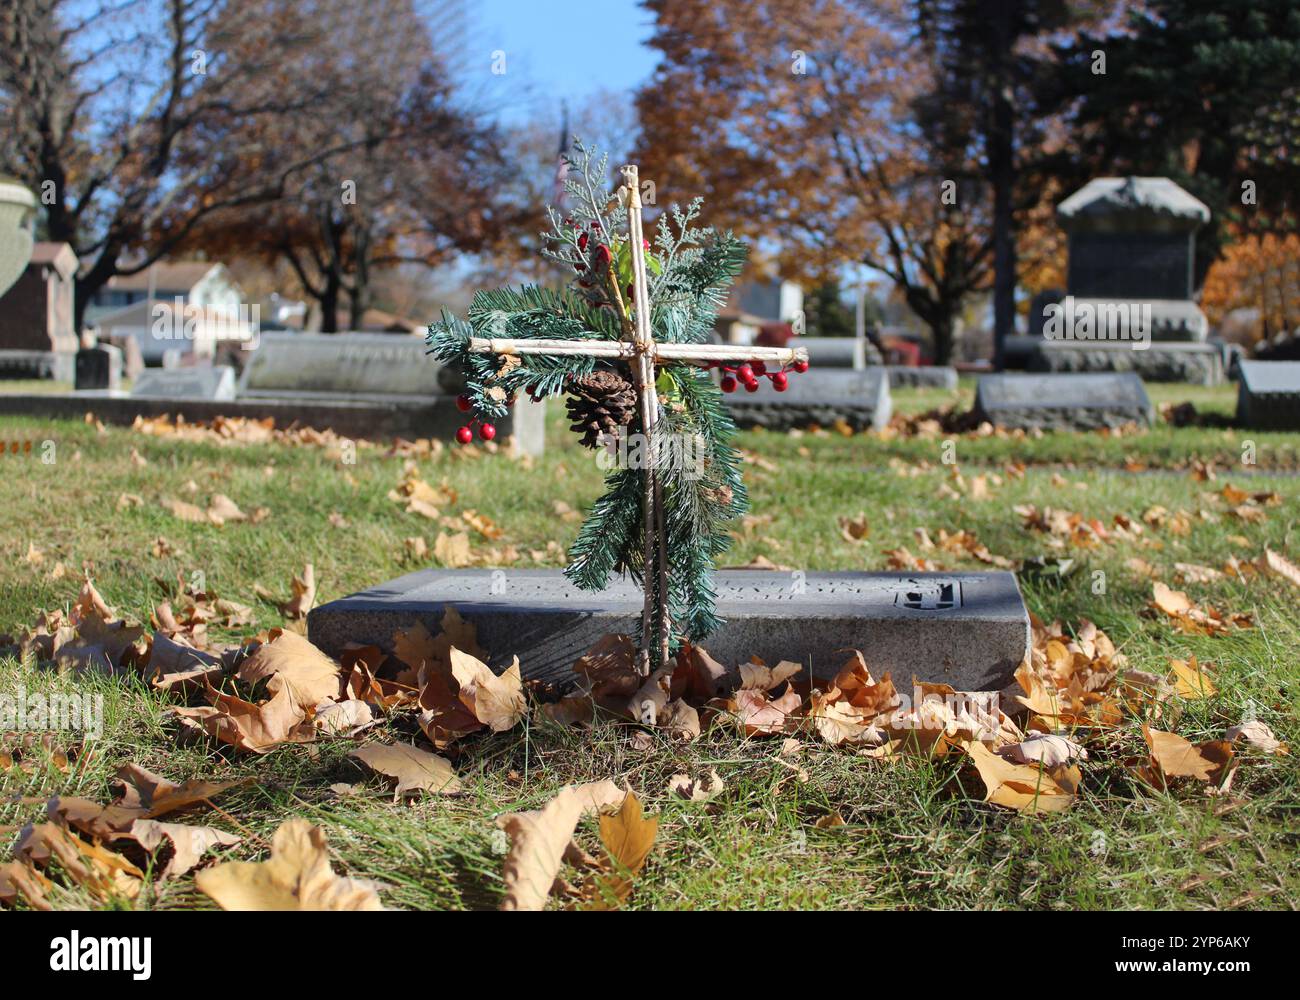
[448,648,526,732]
[997,733,1087,767]
[667,770,724,802]
[195,817,383,910]
[314,698,376,735]
[498,780,626,911]
[838,513,870,542]
[0,860,54,910]
[129,819,242,878]
[1225,720,1287,755]
[14,822,143,901]
[114,764,247,817]
[235,629,341,712]
[1142,724,1234,784]
[963,740,1076,813]
[434,531,472,568]
[172,684,315,753]
[1258,549,1300,589]
[1169,656,1216,699]
[584,791,658,909]
[349,743,460,798]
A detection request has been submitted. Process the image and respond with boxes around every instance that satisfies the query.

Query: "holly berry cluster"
[709,356,811,394]
[454,392,498,444]
[567,217,652,309]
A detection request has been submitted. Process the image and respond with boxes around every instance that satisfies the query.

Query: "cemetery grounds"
[0,379,1297,910]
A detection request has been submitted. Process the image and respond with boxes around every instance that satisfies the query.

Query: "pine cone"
[566,369,637,448]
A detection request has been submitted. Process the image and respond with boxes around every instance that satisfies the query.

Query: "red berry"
[736,364,754,382]
[456,394,472,413]
[642,238,650,250]
[574,261,586,272]
[720,375,738,393]
[751,360,766,374]
[456,426,473,445]
[743,378,759,393]
[578,232,588,251]
[771,372,788,391]
[594,244,612,268]
[479,423,497,441]
[794,359,809,373]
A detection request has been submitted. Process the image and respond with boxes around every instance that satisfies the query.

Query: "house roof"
[92,298,256,335]
[105,261,222,293]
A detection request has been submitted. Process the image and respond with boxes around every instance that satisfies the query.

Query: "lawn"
[1,380,1297,910]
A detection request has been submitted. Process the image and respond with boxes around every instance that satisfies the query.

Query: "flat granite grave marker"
[974,371,1153,430]
[726,367,892,431]
[1236,360,1300,430]
[132,365,236,400]
[308,568,1030,692]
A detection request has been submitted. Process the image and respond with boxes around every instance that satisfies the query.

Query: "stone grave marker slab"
[885,365,958,390]
[1236,360,1300,430]
[308,568,1030,691]
[727,368,892,430]
[974,372,1153,430]
[131,365,236,400]
[238,332,455,401]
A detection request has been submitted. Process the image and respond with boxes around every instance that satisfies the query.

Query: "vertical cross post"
[620,165,670,674]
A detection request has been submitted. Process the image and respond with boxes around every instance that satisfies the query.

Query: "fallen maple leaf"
[1140,724,1234,785]
[1168,657,1216,699]
[963,740,1076,813]
[1225,720,1288,755]
[114,764,247,817]
[196,818,383,910]
[583,791,658,909]
[235,629,341,712]
[498,780,626,911]
[350,743,460,798]
[129,819,242,878]
[172,684,315,753]
[997,733,1087,767]
[667,770,725,802]
[0,860,54,910]
[14,822,143,902]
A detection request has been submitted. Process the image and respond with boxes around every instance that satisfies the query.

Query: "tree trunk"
[319,273,341,333]
[989,3,1016,370]
[930,314,955,366]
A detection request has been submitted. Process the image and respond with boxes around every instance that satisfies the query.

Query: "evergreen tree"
[1046,0,1300,280]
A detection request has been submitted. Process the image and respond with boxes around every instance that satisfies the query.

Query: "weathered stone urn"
[0,179,37,298]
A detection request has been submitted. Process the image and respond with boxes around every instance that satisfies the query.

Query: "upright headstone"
[974,372,1153,430]
[132,365,236,401]
[1028,177,1224,382]
[74,344,122,392]
[0,240,78,380]
[727,368,892,431]
[308,568,1031,691]
[1236,361,1300,430]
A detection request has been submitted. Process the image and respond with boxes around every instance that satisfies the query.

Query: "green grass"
[1,382,1298,910]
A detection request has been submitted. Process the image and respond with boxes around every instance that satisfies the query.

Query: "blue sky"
[470,0,659,122]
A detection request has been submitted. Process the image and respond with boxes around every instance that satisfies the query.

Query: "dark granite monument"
[1020,177,1224,384]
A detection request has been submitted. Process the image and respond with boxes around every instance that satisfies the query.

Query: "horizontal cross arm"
[467,337,808,366]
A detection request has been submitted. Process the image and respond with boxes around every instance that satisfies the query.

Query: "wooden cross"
[467,165,808,674]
